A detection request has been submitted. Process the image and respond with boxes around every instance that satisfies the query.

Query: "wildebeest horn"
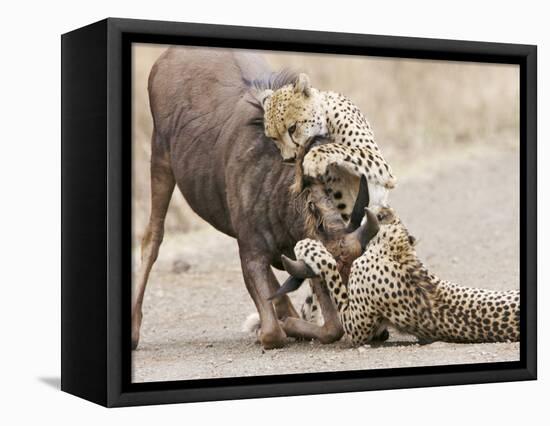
[281,255,316,278]
[347,175,370,232]
[268,276,306,300]
[268,255,317,300]
[352,208,380,251]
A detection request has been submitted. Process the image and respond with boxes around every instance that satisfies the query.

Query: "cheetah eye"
[288,123,297,136]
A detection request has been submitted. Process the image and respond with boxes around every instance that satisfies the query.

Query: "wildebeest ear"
[294,73,311,97]
[307,201,327,236]
[257,89,273,110]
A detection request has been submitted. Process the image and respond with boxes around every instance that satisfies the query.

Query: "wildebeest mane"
[246,68,298,92]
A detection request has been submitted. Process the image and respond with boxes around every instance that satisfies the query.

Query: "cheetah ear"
[294,73,312,97]
[377,207,396,224]
[257,89,273,110]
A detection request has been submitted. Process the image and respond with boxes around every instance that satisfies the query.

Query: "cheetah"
[257,73,397,217]
[278,207,520,346]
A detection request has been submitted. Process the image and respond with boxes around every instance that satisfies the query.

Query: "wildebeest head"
[276,205,421,301]
[255,73,329,163]
[270,175,379,300]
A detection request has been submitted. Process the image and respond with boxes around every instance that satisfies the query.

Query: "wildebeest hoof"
[318,326,345,344]
[260,329,287,349]
[131,313,143,350]
[131,334,140,350]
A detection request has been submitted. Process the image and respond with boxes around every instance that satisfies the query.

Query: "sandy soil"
[132,146,520,383]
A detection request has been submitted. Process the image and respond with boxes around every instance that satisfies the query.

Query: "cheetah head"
[258,73,328,162]
[369,207,418,259]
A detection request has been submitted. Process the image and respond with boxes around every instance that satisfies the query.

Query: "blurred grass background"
[132,44,519,243]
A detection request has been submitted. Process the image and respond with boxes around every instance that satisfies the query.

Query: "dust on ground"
[132,145,519,383]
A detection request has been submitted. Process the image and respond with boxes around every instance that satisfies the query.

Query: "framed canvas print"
[61,18,537,407]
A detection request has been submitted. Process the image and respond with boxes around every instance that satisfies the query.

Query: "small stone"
[172,259,191,273]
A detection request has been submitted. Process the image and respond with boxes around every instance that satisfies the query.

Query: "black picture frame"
[61,17,537,407]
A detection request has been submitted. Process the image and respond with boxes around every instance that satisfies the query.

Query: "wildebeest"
[132,47,368,350]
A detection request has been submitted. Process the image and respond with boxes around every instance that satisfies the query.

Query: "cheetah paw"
[303,151,331,178]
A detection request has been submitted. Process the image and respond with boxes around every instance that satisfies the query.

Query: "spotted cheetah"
[281,207,520,345]
[257,73,396,217]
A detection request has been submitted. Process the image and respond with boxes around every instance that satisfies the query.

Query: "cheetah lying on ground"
[257,73,396,217]
[277,207,520,345]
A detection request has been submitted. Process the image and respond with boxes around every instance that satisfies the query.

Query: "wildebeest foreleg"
[238,249,290,349]
[271,288,300,321]
[281,278,344,344]
[131,134,175,350]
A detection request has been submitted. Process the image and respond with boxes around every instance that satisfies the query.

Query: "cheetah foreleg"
[294,239,383,346]
[303,144,395,187]
[302,144,394,207]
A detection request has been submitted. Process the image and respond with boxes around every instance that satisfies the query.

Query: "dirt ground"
[132,145,520,383]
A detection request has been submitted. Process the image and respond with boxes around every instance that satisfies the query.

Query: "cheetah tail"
[241,312,261,333]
